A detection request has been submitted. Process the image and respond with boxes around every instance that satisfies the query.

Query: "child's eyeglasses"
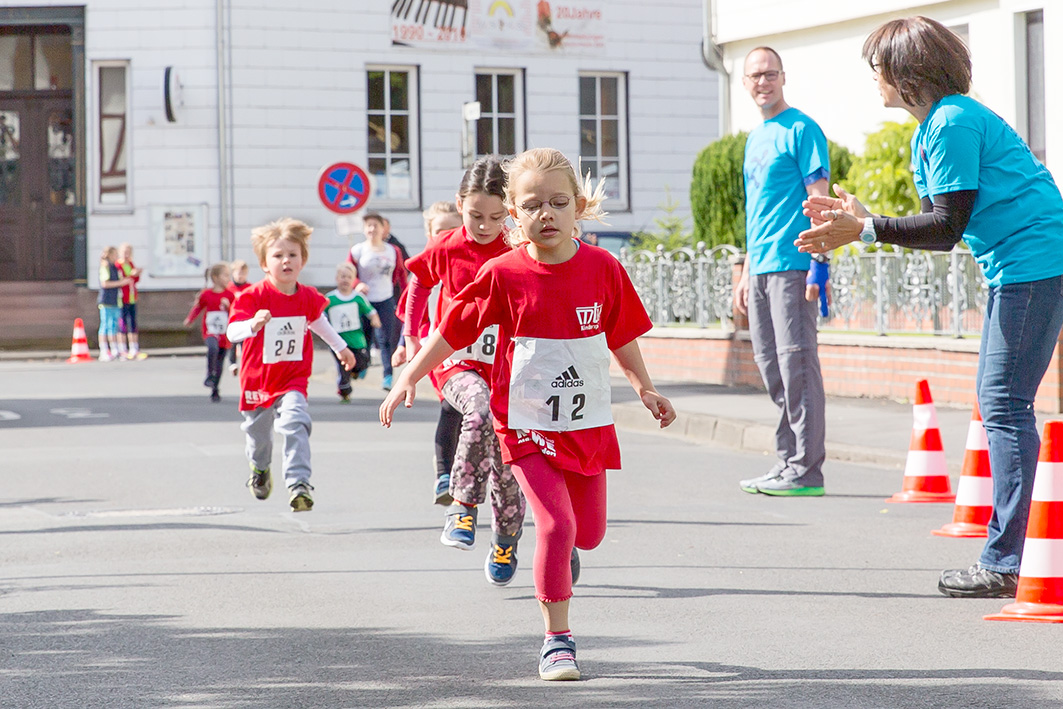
[518,196,573,215]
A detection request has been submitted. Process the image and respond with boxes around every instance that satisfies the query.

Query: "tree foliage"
[840,118,920,217]
[628,187,695,252]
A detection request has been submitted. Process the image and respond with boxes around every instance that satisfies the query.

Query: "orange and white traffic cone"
[888,380,955,503]
[985,420,1063,623]
[932,402,993,537]
[66,318,92,363]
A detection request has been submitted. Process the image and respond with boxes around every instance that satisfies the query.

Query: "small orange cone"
[888,380,955,503]
[986,420,1063,623]
[932,402,993,537]
[66,318,92,363]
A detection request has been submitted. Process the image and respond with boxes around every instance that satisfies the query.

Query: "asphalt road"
[1,355,1061,708]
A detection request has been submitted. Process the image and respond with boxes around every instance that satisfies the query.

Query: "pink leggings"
[510,452,608,603]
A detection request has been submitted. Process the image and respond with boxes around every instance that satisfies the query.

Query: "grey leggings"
[241,390,313,489]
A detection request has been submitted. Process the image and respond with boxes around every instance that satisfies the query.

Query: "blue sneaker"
[381,374,393,391]
[539,635,580,681]
[485,532,520,586]
[441,503,476,550]
[434,473,453,506]
[357,368,367,380]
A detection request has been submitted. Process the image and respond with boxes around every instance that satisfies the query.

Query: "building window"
[578,72,628,209]
[367,66,419,205]
[94,61,130,208]
[475,70,523,157]
[1025,10,1046,164]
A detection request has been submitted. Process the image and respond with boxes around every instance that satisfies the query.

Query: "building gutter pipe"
[702,0,730,136]
[216,0,232,261]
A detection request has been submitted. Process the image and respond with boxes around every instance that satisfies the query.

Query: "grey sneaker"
[539,635,580,681]
[288,482,314,512]
[571,548,581,586]
[441,503,477,550]
[938,564,1018,598]
[739,470,782,494]
[247,464,272,500]
[757,477,825,497]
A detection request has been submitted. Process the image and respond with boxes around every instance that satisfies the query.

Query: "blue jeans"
[976,275,1063,573]
[370,296,401,379]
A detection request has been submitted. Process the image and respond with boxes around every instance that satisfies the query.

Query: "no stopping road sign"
[318,162,371,214]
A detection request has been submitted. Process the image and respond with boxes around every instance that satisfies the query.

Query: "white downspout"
[216,0,232,261]
[702,0,730,136]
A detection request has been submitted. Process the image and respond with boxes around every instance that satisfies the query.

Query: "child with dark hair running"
[381,147,676,681]
[184,262,233,402]
[400,156,527,587]
[324,262,380,402]
[393,200,464,504]
[227,218,356,511]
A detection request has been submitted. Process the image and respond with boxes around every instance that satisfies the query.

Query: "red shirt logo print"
[576,302,602,331]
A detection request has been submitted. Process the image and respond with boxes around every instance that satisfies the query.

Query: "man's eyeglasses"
[517,195,572,215]
[745,70,781,83]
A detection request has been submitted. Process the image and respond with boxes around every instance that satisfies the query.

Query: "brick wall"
[624,328,1063,414]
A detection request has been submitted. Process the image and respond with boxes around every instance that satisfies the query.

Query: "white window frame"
[92,59,132,213]
[366,64,420,208]
[1023,9,1046,164]
[578,71,628,211]
[474,68,524,158]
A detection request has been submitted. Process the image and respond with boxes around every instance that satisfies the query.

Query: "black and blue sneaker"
[570,548,581,586]
[441,503,477,550]
[434,473,453,506]
[485,532,520,586]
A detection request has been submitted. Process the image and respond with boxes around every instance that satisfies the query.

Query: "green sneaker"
[739,470,781,494]
[757,477,824,497]
[247,464,272,500]
[289,482,314,511]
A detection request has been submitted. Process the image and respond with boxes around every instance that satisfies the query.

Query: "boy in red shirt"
[116,243,144,359]
[184,262,233,402]
[227,218,356,511]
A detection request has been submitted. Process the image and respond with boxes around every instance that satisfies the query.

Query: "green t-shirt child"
[324,289,376,351]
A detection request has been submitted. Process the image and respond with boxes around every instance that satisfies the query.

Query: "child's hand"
[391,344,407,367]
[379,376,417,428]
[641,391,677,428]
[249,309,271,333]
[355,283,370,296]
[338,347,357,371]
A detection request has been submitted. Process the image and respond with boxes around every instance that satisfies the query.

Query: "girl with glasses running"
[381,147,676,681]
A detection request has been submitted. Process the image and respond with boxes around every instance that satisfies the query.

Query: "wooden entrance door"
[0,95,75,281]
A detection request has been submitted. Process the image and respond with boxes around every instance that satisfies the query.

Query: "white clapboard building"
[0,1,718,344]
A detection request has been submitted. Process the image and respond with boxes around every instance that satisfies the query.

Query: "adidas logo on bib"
[552,365,584,388]
[277,321,296,335]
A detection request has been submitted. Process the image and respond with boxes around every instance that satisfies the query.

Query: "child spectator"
[227,218,355,511]
[96,246,129,362]
[226,259,252,376]
[324,262,380,402]
[184,263,233,402]
[115,243,144,359]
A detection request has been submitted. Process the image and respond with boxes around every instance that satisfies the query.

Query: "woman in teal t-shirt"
[796,16,1063,600]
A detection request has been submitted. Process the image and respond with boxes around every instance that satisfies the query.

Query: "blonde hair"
[422,200,459,236]
[502,148,608,247]
[336,261,357,278]
[229,258,248,273]
[250,218,312,265]
[207,262,231,285]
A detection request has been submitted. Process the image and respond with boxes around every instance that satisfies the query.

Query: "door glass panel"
[48,110,75,205]
[0,36,33,91]
[0,111,20,205]
[36,34,72,90]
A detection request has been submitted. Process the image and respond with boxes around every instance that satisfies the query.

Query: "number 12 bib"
[263,316,306,363]
[508,333,612,432]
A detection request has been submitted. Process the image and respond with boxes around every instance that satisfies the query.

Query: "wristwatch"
[859,217,877,245]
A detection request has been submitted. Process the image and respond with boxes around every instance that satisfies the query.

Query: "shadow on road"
[2,607,1059,708]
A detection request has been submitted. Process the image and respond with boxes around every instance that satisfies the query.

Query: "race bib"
[263,316,306,364]
[205,310,228,336]
[444,324,499,366]
[508,333,612,432]
[327,302,362,334]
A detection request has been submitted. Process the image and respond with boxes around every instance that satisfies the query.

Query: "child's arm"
[183,293,203,327]
[308,315,356,370]
[612,339,677,428]
[380,330,457,427]
[227,309,271,343]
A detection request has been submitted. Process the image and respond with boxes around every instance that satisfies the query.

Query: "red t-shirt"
[438,242,651,475]
[230,280,328,411]
[405,225,510,392]
[186,288,233,348]
[227,280,252,300]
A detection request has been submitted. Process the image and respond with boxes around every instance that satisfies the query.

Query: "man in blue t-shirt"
[735,47,830,497]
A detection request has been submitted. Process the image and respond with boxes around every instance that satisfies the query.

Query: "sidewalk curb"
[613,401,920,471]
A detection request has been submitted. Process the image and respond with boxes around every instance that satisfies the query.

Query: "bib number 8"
[546,393,586,422]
